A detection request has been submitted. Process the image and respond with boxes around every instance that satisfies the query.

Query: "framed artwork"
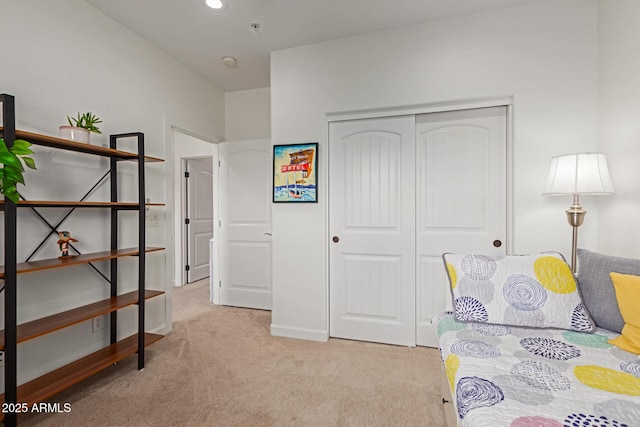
[273,143,318,203]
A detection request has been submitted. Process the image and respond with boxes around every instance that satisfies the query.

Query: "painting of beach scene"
[273,143,318,203]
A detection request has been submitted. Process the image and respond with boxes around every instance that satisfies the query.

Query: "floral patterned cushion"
[443,252,595,332]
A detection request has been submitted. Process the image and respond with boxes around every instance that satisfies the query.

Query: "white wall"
[270,0,599,341]
[1,0,224,384]
[225,87,271,141]
[597,0,640,258]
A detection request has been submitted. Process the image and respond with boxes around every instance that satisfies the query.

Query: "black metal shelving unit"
[0,93,165,426]
[2,93,18,427]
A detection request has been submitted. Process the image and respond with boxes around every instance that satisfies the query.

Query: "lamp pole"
[566,193,586,273]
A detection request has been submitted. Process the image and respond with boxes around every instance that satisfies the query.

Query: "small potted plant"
[59,112,102,144]
[0,137,37,203]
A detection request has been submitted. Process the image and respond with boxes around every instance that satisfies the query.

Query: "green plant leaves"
[67,111,102,134]
[2,184,18,203]
[23,156,36,170]
[0,150,23,171]
[0,137,37,203]
[3,166,25,185]
[9,139,33,155]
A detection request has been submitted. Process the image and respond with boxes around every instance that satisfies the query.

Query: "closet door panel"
[329,116,416,346]
[416,107,507,347]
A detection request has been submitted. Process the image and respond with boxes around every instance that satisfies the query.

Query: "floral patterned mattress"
[436,312,640,427]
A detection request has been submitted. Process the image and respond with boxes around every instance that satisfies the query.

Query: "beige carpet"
[20,280,445,426]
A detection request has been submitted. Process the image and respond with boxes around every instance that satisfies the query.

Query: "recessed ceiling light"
[204,0,227,11]
[221,56,238,68]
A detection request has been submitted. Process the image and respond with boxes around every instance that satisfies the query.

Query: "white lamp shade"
[543,152,614,195]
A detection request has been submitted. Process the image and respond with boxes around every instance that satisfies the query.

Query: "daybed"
[436,249,640,427]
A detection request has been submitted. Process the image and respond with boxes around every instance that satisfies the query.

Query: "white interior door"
[219,139,272,310]
[186,158,214,283]
[329,116,416,346]
[416,106,507,346]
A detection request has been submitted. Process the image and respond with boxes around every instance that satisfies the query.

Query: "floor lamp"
[543,153,614,272]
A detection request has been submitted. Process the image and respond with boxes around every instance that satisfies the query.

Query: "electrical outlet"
[145,213,159,227]
[92,317,103,333]
[0,350,4,367]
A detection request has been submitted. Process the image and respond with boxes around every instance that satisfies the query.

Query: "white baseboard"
[149,323,171,335]
[270,323,329,342]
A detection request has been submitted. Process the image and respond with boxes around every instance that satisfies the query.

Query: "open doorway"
[184,157,214,283]
[172,129,217,288]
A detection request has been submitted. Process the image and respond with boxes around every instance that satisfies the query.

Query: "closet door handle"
[332,236,340,243]
[493,240,502,248]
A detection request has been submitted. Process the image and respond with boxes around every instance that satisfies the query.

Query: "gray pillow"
[576,249,639,333]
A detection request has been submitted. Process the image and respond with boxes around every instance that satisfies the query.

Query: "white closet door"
[329,116,416,346]
[416,107,507,347]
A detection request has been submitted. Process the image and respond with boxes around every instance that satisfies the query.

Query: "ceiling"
[85,0,540,92]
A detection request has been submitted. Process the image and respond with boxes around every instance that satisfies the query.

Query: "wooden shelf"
[2,97,164,426]
[0,247,165,278]
[0,127,163,162]
[0,333,164,412]
[0,200,166,209]
[0,290,164,350]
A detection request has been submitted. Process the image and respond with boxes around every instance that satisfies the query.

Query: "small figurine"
[57,231,78,258]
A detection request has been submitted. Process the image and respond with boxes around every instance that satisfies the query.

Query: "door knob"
[493,240,502,248]
[332,236,340,243]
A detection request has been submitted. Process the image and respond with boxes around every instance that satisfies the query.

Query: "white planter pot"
[59,126,90,143]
